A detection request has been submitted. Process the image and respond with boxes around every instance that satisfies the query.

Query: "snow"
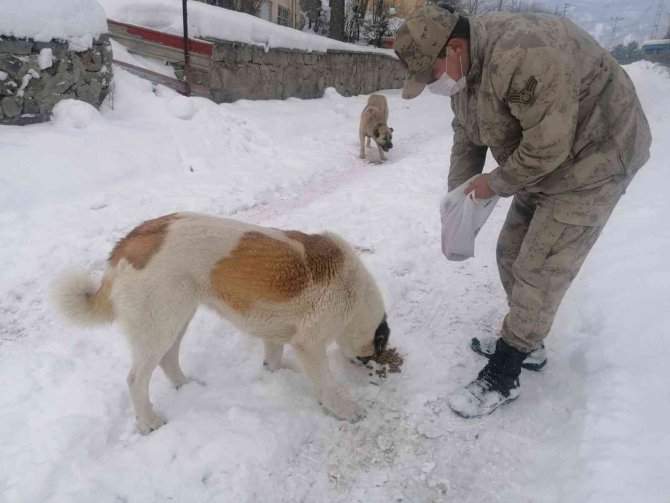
[98,0,395,55]
[51,99,103,129]
[16,71,40,98]
[109,39,177,79]
[0,0,107,49]
[1,61,669,501]
[38,48,53,70]
[561,61,670,501]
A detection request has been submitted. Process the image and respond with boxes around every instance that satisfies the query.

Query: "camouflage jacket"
[449,13,652,215]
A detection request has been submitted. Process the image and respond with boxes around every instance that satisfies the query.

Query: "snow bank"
[0,0,107,49]
[52,99,103,129]
[558,61,670,502]
[98,0,395,55]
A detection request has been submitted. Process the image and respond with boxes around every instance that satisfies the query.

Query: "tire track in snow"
[230,158,375,225]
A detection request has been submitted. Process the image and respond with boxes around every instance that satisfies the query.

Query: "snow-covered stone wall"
[0,35,113,125]
[176,40,405,103]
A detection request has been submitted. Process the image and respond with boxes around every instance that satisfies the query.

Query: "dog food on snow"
[366,347,404,379]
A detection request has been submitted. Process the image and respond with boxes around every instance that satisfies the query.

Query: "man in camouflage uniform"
[394,5,651,417]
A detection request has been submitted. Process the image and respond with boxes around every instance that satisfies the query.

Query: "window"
[259,0,270,21]
[203,0,233,7]
[277,5,290,26]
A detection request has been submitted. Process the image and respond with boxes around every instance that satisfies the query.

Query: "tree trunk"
[359,0,369,17]
[329,0,345,41]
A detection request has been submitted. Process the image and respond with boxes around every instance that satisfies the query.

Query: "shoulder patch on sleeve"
[504,76,538,105]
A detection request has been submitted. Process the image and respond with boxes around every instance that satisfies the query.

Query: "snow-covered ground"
[1,61,669,502]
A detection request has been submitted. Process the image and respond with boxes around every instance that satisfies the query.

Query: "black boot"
[449,338,527,418]
[471,335,547,371]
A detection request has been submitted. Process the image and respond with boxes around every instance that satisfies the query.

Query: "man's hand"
[465,174,495,199]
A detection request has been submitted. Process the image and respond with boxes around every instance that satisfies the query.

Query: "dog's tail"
[51,270,115,326]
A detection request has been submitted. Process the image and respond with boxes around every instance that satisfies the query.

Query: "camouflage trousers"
[496,181,624,352]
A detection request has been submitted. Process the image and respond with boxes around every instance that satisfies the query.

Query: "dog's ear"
[373,129,379,137]
[390,127,394,132]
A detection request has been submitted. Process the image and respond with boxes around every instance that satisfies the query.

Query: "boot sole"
[449,390,521,418]
[471,339,547,371]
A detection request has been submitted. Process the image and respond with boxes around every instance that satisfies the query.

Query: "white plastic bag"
[440,176,500,261]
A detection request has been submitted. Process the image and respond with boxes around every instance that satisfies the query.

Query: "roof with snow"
[641,39,670,48]
[97,0,396,56]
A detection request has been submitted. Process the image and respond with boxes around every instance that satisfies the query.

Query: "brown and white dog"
[52,213,390,434]
[359,94,393,161]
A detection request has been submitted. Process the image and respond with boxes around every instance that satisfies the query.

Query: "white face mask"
[428,53,466,97]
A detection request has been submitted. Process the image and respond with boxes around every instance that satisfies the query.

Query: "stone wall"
[172,40,405,103]
[0,35,113,125]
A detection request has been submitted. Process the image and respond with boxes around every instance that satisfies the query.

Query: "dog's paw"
[321,389,367,422]
[175,376,206,388]
[263,360,282,372]
[173,376,193,389]
[137,412,166,435]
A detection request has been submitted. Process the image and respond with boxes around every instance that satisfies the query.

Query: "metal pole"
[610,16,624,49]
[562,2,570,17]
[650,1,663,39]
[182,0,192,96]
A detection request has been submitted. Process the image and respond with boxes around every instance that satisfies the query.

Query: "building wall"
[268,0,300,27]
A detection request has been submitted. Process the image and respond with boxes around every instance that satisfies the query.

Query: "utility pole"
[610,16,624,49]
[181,0,191,96]
[650,0,664,39]
[562,2,571,17]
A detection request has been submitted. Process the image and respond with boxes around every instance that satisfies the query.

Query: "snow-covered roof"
[642,39,670,47]
[0,0,108,49]
[97,0,396,55]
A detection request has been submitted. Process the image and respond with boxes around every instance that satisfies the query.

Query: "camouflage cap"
[393,5,459,99]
